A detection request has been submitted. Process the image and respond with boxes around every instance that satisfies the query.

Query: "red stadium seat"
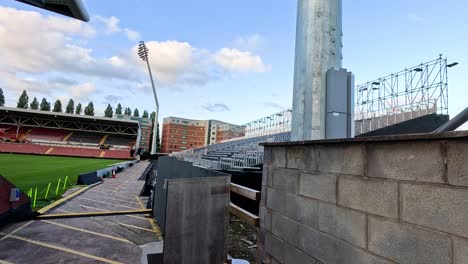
[26,128,69,141]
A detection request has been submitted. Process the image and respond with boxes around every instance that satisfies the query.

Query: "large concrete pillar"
[291,0,343,141]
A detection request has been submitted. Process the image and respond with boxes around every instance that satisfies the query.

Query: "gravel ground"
[228,216,257,263]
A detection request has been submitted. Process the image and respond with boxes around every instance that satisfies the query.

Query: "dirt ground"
[228,216,257,263]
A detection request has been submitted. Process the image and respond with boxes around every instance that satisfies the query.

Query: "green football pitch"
[0,153,124,205]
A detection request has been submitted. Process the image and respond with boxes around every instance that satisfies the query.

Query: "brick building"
[161,117,245,153]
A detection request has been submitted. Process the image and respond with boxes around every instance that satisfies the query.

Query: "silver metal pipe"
[434,107,468,133]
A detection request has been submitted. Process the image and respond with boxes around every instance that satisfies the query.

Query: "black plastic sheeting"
[357,113,449,137]
[77,171,101,185]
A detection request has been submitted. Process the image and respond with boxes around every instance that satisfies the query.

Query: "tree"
[30,97,39,110]
[53,99,62,112]
[84,102,94,116]
[142,110,149,118]
[75,103,82,114]
[115,103,122,115]
[124,107,132,115]
[40,98,51,111]
[104,104,113,117]
[65,99,74,113]
[17,90,29,109]
[133,108,139,117]
[0,88,5,107]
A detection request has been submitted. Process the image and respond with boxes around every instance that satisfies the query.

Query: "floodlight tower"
[291,0,343,140]
[138,41,159,155]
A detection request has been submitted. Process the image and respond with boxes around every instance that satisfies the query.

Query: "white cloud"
[233,33,264,51]
[0,6,270,104]
[214,48,270,73]
[94,16,140,41]
[94,15,121,33]
[124,28,140,41]
[131,41,199,85]
[69,83,96,99]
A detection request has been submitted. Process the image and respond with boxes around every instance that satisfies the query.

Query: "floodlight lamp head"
[447,62,459,68]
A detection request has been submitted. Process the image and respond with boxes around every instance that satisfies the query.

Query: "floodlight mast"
[138,41,159,155]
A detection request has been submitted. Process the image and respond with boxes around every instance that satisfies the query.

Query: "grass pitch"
[0,153,124,205]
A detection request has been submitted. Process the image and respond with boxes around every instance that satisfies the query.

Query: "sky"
[0,0,466,128]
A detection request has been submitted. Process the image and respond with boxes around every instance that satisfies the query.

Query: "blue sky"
[0,0,466,127]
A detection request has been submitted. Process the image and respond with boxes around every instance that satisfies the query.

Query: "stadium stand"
[26,128,68,141]
[0,125,28,141]
[49,146,102,158]
[103,149,132,159]
[0,142,50,154]
[173,132,291,171]
[105,134,137,147]
[0,107,140,159]
[67,131,103,144]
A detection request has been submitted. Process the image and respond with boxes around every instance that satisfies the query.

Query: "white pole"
[145,59,159,155]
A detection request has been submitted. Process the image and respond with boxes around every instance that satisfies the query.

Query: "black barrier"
[77,171,100,185]
[152,156,230,235]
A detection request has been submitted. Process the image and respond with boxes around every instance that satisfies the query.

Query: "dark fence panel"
[152,156,230,235]
[77,171,100,185]
[163,176,230,264]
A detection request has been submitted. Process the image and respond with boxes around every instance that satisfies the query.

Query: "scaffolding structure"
[244,109,292,138]
[356,55,449,120]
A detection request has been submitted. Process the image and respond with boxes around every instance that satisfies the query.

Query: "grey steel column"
[145,59,159,155]
[291,0,343,141]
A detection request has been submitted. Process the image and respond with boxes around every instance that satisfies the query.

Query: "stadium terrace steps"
[98,134,108,145]
[62,131,73,141]
[50,147,102,158]
[175,131,292,170]
[104,150,132,159]
[0,142,50,154]
[45,147,54,154]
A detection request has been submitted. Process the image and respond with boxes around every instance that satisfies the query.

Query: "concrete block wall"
[258,133,468,264]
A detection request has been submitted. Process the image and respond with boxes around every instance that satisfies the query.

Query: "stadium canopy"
[0,107,138,135]
[15,0,90,22]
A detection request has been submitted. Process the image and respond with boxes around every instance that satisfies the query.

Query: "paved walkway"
[0,161,160,264]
